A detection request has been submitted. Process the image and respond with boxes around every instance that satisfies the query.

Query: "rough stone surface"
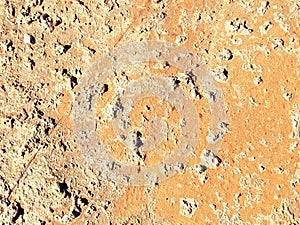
[0,0,299,224]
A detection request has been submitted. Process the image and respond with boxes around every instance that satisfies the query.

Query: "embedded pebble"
[23,34,35,44]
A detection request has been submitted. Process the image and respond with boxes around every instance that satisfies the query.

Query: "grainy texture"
[0,0,299,224]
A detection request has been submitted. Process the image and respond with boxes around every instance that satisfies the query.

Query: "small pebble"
[222,48,233,60]
[24,34,35,44]
[258,164,266,173]
[214,68,229,83]
[283,93,293,101]
[253,76,263,85]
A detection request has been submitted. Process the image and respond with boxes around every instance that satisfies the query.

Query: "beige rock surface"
[0,0,299,224]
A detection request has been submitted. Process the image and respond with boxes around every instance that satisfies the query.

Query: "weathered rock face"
[0,0,299,224]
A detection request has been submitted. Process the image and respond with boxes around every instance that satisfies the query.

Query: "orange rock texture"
[0,0,299,224]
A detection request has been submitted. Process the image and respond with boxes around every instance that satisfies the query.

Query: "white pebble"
[283,93,293,101]
[24,34,35,44]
